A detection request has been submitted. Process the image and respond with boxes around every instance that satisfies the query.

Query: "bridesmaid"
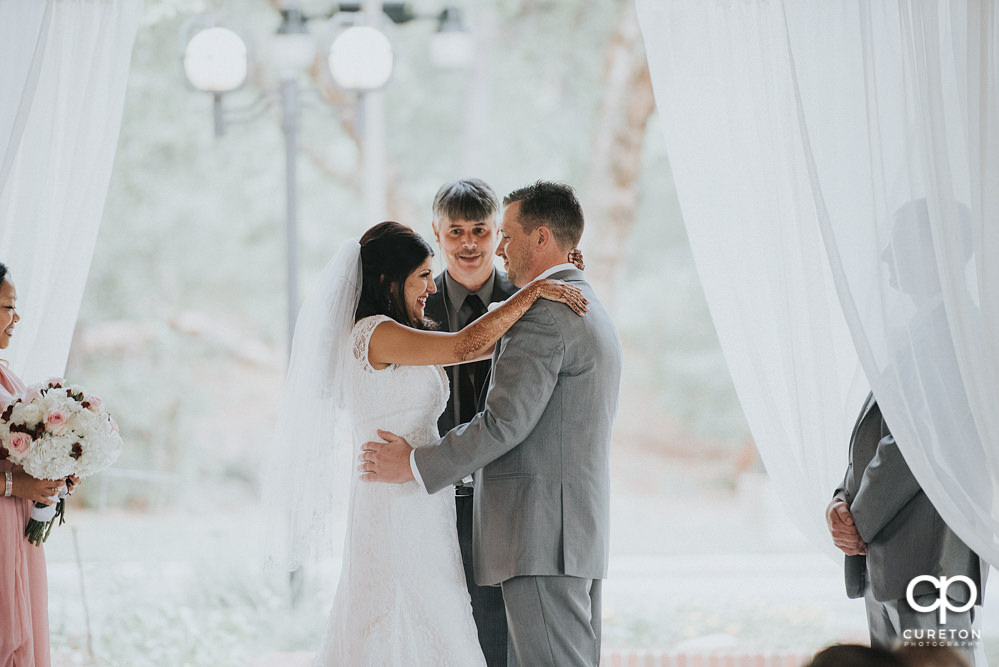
[1,262,65,667]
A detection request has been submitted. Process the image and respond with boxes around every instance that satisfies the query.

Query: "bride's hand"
[531,279,588,316]
[11,471,63,505]
[568,248,585,270]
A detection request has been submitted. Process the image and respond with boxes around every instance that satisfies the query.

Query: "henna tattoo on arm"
[450,280,588,361]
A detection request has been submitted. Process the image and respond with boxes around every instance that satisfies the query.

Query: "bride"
[267,221,586,665]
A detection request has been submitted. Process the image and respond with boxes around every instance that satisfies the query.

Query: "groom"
[360,180,622,666]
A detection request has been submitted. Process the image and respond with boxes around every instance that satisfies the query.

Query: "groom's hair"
[356,221,436,330]
[503,181,584,249]
[432,178,499,224]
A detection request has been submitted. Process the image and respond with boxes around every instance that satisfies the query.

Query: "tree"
[583,1,657,304]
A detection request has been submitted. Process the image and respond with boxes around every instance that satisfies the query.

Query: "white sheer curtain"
[0,0,143,381]
[637,0,999,565]
[0,2,50,189]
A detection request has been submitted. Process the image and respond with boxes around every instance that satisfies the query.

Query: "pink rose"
[84,395,104,413]
[0,397,9,413]
[45,409,69,434]
[5,432,32,456]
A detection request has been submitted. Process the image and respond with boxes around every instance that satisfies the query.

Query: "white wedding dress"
[316,315,486,666]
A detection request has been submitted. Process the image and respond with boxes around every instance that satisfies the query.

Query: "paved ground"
[37,470,997,665]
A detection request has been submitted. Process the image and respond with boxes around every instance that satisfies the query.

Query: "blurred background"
[34,0,949,664]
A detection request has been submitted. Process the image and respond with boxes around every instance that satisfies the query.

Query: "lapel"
[425,273,449,331]
[846,392,881,497]
[848,392,877,451]
[850,391,877,463]
[478,269,515,412]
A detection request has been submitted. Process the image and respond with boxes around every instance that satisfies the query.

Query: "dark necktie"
[458,294,488,423]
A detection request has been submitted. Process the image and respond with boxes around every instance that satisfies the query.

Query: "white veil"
[262,239,361,570]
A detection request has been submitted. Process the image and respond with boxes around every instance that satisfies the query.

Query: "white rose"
[71,409,100,434]
[15,403,44,426]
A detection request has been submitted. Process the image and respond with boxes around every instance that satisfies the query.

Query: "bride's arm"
[440,250,587,367]
[368,279,587,368]
[443,348,493,366]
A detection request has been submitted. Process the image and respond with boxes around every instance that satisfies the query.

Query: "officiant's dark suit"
[425,267,515,666]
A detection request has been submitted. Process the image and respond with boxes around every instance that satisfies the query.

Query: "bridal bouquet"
[0,377,123,545]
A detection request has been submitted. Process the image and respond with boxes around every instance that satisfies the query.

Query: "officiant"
[424,178,516,666]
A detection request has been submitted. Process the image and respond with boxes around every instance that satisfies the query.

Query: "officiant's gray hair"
[503,181,584,249]
[432,178,499,224]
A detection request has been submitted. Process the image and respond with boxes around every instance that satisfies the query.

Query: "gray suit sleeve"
[849,434,923,542]
[834,468,849,500]
[414,305,564,494]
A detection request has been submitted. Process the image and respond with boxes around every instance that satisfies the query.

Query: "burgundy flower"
[70,442,83,460]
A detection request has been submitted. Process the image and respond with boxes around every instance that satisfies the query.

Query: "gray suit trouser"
[864,578,986,666]
[501,576,602,667]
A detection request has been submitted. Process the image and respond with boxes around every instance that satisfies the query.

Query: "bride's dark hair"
[0,263,8,285]
[355,221,436,329]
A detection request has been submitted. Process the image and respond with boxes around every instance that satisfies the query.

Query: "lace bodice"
[347,315,449,451]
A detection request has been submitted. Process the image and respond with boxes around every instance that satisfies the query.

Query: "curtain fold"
[636,0,864,555]
[637,0,999,565]
[0,0,144,381]
[0,1,50,192]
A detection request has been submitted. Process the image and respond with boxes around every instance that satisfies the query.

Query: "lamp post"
[181,0,472,607]
[180,6,397,359]
[181,4,470,357]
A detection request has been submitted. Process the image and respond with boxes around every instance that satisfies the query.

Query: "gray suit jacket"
[415,268,622,586]
[838,394,985,604]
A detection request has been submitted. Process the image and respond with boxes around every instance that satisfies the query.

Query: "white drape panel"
[0,0,143,381]
[637,0,999,564]
[0,2,49,188]
[635,0,866,553]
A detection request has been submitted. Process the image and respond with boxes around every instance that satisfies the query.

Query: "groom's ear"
[535,225,553,248]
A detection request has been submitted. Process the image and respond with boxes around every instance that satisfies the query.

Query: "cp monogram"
[906,575,977,623]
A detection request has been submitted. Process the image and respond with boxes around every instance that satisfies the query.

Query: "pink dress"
[0,364,50,667]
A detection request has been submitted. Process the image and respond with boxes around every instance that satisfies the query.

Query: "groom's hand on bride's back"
[359,429,416,484]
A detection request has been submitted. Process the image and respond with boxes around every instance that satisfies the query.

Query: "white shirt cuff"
[410,449,426,491]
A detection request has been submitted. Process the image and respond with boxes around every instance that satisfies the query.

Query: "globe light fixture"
[180,3,473,366]
[327,25,394,91]
[429,7,473,69]
[270,8,319,79]
[182,26,248,93]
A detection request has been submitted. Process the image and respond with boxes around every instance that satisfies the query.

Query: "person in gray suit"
[360,181,623,667]
[826,201,987,665]
[425,178,516,666]
[828,396,985,662]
